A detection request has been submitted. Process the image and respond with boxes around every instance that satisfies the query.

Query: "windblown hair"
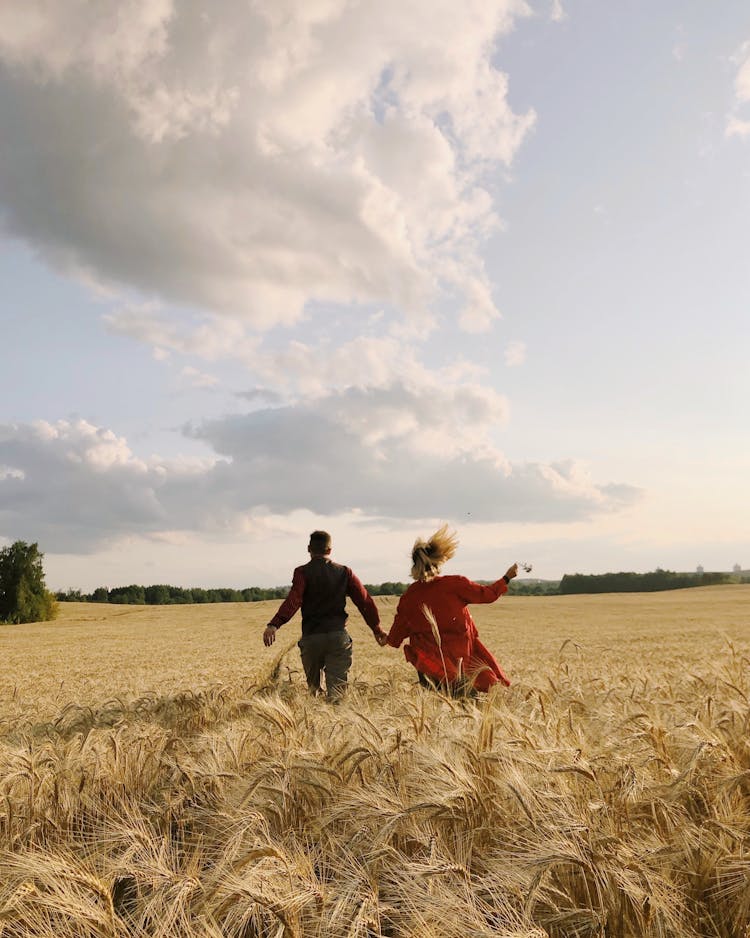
[410,525,459,582]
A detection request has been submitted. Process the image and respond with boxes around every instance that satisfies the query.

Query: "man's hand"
[263,626,277,647]
[373,626,389,647]
[504,563,519,581]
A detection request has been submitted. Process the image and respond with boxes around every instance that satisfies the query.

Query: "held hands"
[504,563,519,581]
[373,626,389,646]
[263,626,277,647]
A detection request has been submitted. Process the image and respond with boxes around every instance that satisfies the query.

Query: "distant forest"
[55,582,408,605]
[558,569,745,594]
[54,569,747,606]
[55,578,554,605]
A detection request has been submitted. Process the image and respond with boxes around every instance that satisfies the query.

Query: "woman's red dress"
[386,575,510,691]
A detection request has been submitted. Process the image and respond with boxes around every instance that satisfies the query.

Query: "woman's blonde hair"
[410,525,459,581]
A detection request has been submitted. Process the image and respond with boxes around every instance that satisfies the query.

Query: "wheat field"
[0,586,749,937]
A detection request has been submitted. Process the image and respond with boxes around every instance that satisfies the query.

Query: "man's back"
[298,556,349,634]
[262,530,386,698]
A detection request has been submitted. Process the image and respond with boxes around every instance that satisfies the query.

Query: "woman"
[386,526,517,693]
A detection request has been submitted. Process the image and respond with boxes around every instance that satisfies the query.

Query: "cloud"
[0,0,534,330]
[235,388,284,406]
[0,5,645,558]
[249,334,472,397]
[104,305,260,361]
[550,0,566,23]
[727,40,750,138]
[726,116,750,140]
[179,389,640,524]
[179,366,218,390]
[0,420,169,551]
[504,340,526,367]
[733,42,750,103]
[0,395,639,552]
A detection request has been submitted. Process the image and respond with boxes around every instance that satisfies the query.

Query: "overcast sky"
[1,0,749,591]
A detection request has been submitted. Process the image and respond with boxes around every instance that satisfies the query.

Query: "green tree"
[0,541,58,624]
[55,588,83,601]
[144,584,171,605]
[109,585,146,604]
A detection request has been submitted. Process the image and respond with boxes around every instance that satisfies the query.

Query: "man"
[263,530,388,699]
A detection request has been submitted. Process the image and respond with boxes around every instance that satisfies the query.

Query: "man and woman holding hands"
[262,527,518,700]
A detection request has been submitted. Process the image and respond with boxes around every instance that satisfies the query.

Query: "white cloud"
[0,420,166,550]
[179,366,219,390]
[0,403,638,554]
[0,1,172,83]
[0,420,230,552]
[237,333,512,455]
[105,309,499,412]
[504,340,526,367]
[727,40,750,138]
[0,0,534,331]
[320,382,510,460]
[734,42,750,103]
[184,393,638,524]
[250,334,475,396]
[726,116,750,140]
[0,2,645,567]
[104,306,260,362]
[550,0,566,23]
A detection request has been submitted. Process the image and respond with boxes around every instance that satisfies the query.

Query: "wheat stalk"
[421,604,450,689]
[0,587,747,936]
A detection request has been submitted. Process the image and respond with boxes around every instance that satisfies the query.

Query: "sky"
[1,0,749,591]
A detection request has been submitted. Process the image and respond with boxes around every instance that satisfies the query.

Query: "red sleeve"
[386,592,412,647]
[454,576,508,605]
[267,568,305,629]
[346,568,380,631]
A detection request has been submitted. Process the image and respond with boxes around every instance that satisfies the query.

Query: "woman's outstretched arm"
[455,563,518,604]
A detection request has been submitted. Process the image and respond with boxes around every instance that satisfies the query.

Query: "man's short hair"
[308,530,332,553]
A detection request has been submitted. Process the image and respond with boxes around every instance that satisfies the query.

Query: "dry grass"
[0,586,749,936]
[0,602,293,729]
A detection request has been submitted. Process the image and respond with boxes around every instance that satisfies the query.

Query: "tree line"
[53,569,750,606]
[55,581,412,605]
[55,584,292,605]
[54,578,562,605]
[558,569,736,594]
[2,539,746,625]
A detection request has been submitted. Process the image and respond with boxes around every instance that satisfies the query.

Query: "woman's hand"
[373,626,389,646]
[504,563,519,581]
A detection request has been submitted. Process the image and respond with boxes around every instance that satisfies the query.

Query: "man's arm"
[346,569,387,643]
[263,568,305,646]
